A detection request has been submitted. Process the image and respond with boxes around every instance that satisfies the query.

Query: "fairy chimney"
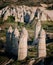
[11,27,19,56]
[33,20,41,45]
[18,27,28,60]
[6,26,13,53]
[38,29,46,58]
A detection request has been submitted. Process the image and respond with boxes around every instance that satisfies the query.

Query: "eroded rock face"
[38,29,46,58]
[11,28,19,56]
[0,5,35,23]
[33,21,41,45]
[18,27,28,60]
[6,26,28,59]
[6,26,20,56]
[6,26,13,53]
[8,26,13,33]
[0,5,53,23]
[3,9,11,20]
[14,27,19,37]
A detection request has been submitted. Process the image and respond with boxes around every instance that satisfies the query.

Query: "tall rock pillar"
[18,27,28,60]
[11,28,19,56]
[38,29,46,58]
[6,26,13,53]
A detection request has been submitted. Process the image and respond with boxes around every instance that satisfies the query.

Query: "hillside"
[0,0,53,65]
[0,0,53,9]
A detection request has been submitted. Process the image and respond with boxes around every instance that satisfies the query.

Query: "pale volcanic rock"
[0,10,2,17]
[18,27,28,60]
[3,9,11,20]
[8,26,13,33]
[11,27,19,56]
[6,26,13,53]
[0,5,53,23]
[30,8,35,23]
[38,29,46,58]
[14,27,19,37]
[33,21,41,45]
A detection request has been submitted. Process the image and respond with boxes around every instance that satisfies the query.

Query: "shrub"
[18,22,25,28]
[0,18,4,25]
[7,16,15,23]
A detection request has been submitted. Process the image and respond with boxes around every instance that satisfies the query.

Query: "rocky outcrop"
[6,26,20,56]
[6,26,13,53]
[33,20,41,45]
[0,5,35,23]
[11,27,19,56]
[0,5,53,23]
[18,27,28,60]
[38,29,46,58]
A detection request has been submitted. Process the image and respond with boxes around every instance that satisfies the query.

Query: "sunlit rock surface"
[33,20,41,45]
[0,5,53,23]
[38,29,46,58]
[18,27,28,60]
[3,8,11,20]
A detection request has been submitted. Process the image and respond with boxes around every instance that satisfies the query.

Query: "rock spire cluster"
[6,26,28,60]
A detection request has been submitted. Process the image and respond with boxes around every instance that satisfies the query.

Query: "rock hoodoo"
[38,29,46,58]
[11,27,19,56]
[18,27,28,60]
[6,26,13,53]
